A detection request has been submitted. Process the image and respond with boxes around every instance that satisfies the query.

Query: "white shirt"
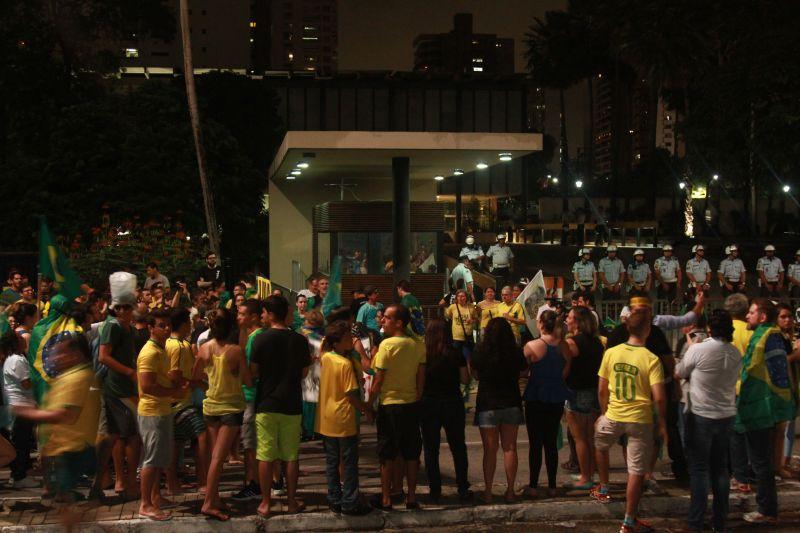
[2,354,35,409]
[686,257,712,284]
[536,303,557,320]
[718,257,746,282]
[757,256,784,282]
[450,263,474,288]
[654,256,680,283]
[676,337,742,419]
[459,245,484,262]
[143,273,171,291]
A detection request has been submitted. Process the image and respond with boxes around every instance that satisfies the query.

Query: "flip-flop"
[288,501,306,514]
[157,500,178,510]
[368,495,393,511]
[564,481,595,491]
[138,511,172,521]
[202,509,230,521]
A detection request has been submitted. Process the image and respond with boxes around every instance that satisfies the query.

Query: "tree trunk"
[559,88,569,212]
[179,0,221,258]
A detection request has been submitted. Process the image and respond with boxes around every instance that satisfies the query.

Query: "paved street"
[1,420,799,529]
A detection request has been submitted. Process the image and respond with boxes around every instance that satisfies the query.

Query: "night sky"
[338,0,567,72]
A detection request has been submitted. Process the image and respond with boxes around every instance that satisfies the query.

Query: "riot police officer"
[598,245,625,300]
[654,244,681,301]
[718,244,746,296]
[627,249,651,296]
[757,244,784,297]
[686,245,712,295]
[572,248,597,293]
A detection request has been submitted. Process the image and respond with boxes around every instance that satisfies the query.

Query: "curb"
[3,491,799,532]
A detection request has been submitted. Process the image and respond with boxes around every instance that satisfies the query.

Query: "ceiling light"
[575,180,583,188]
[291,169,301,176]
[712,173,719,181]
[498,152,512,162]
[476,162,488,170]
[783,184,791,193]
[552,177,559,184]
[286,175,295,180]
[434,175,444,181]
[297,162,309,169]
[453,169,464,176]
[679,181,686,189]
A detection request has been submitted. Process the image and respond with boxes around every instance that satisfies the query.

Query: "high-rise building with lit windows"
[119,0,251,74]
[413,13,514,76]
[252,0,338,75]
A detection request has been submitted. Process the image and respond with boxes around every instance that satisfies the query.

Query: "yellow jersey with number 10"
[598,343,664,424]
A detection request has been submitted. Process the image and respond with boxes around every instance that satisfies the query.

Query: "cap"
[496,234,506,240]
[795,249,800,256]
[620,306,631,319]
[724,246,731,256]
[579,248,590,257]
[607,245,618,252]
[765,244,776,251]
[465,235,475,245]
[662,244,673,251]
[634,249,645,256]
[695,244,705,252]
[729,244,738,252]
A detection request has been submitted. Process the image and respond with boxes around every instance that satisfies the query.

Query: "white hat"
[729,244,738,252]
[662,244,673,251]
[795,249,800,256]
[109,272,137,308]
[497,234,506,240]
[579,248,590,256]
[465,235,475,245]
[620,306,631,319]
[695,244,705,252]
[765,244,776,251]
[724,246,731,255]
[607,245,618,252]
[634,249,645,256]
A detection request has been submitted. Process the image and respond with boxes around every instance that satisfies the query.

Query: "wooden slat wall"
[314,202,445,232]
[341,273,446,306]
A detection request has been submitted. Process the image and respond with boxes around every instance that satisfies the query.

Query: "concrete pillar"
[392,157,411,288]
[455,175,463,243]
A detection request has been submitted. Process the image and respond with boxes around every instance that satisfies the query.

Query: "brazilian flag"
[27,294,83,402]
[322,256,342,318]
[39,217,83,301]
[0,312,10,336]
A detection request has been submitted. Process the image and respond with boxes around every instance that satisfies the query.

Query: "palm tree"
[179,0,220,257]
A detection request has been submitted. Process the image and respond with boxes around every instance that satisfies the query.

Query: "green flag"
[39,217,83,300]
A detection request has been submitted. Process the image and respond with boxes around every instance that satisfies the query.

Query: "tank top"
[566,333,605,391]
[203,345,246,416]
[523,340,570,404]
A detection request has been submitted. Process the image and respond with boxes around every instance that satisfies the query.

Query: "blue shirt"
[356,302,384,331]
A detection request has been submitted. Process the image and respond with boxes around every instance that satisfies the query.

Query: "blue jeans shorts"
[474,406,524,427]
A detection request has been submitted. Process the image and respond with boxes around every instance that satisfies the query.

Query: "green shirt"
[99,316,137,398]
[243,328,263,403]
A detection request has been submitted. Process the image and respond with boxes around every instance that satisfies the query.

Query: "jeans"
[729,429,753,484]
[323,435,360,510]
[667,399,689,482]
[745,426,778,517]
[525,400,564,489]
[420,397,470,495]
[685,414,733,531]
[9,417,34,481]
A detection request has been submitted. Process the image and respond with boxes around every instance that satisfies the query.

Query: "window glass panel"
[411,232,438,273]
[338,233,367,274]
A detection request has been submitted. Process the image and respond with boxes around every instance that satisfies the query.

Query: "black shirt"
[566,333,604,390]
[250,328,312,415]
[423,346,466,400]
[197,264,222,285]
[471,345,527,411]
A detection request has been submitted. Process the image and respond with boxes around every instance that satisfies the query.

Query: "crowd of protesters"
[0,250,799,532]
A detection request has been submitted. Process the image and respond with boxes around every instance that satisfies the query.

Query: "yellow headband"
[629,296,652,308]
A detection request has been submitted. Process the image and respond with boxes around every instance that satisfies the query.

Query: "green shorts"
[256,412,302,462]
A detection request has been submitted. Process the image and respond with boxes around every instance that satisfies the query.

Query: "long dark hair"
[321,320,351,352]
[475,317,518,368]
[424,318,454,364]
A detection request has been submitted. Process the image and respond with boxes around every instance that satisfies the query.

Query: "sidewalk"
[1,423,799,531]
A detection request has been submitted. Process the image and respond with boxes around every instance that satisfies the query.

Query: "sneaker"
[590,484,611,503]
[231,482,261,501]
[619,518,655,533]
[742,511,777,525]
[12,477,39,489]
[271,480,287,497]
[644,479,666,496]
[342,503,372,516]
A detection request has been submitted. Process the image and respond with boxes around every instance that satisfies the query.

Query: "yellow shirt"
[316,351,360,437]
[372,335,426,405]
[41,364,100,457]
[598,343,664,424]
[166,336,194,409]
[478,300,501,330]
[445,304,475,341]
[732,319,753,394]
[497,301,525,341]
[137,340,173,417]
[203,346,246,416]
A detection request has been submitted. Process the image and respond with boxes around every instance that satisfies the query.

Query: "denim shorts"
[474,406,524,427]
[566,388,600,415]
